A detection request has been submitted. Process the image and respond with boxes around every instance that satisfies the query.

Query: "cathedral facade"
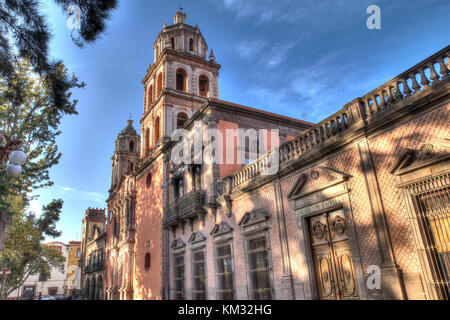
[99,10,450,300]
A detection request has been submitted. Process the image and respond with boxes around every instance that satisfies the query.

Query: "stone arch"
[147,84,153,107]
[154,116,160,147]
[84,278,90,300]
[96,276,103,300]
[198,74,210,97]
[176,112,189,129]
[157,73,163,96]
[176,67,188,92]
[90,277,96,300]
[145,127,150,155]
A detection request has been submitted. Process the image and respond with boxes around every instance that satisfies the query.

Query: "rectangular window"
[173,254,185,300]
[248,237,272,300]
[192,250,206,300]
[215,244,234,300]
[77,248,81,258]
[415,186,450,298]
[22,286,35,299]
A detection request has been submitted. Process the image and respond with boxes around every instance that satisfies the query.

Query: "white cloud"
[235,40,297,69]
[235,39,268,58]
[56,186,107,204]
[27,197,43,216]
[245,51,380,121]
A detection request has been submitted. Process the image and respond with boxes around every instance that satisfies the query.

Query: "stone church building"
[99,10,450,300]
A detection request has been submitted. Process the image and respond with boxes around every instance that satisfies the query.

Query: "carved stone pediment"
[188,231,206,244]
[391,140,450,176]
[288,167,351,200]
[171,237,186,250]
[288,174,308,200]
[210,222,233,237]
[238,210,269,228]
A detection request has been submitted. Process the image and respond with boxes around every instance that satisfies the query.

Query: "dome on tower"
[153,10,209,61]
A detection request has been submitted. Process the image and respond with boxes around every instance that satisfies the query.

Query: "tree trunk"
[0,211,12,252]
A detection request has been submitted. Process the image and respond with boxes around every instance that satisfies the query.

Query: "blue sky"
[33,0,450,243]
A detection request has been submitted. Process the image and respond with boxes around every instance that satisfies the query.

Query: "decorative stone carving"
[311,170,320,180]
[419,143,434,156]
[210,221,233,237]
[331,216,346,235]
[216,195,232,217]
[171,237,186,250]
[238,210,269,228]
[288,174,308,199]
[188,231,206,244]
[312,221,326,240]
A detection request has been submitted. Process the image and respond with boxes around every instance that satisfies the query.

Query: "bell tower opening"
[199,75,209,97]
[176,68,188,92]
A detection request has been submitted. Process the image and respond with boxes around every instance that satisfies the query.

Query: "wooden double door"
[308,210,359,300]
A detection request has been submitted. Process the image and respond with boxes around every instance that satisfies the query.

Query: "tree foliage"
[0,58,84,217]
[0,0,118,76]
[0,199,65,300]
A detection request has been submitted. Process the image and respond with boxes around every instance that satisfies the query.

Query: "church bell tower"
[140,9,221,159]
[111,120,141,188]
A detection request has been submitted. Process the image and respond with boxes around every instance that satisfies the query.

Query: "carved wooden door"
[309,210,359,300]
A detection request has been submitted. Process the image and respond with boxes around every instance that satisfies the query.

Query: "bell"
[6,163,22,177]
[9,150,26,165]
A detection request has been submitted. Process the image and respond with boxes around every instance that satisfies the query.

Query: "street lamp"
[1,132,25,177]
[6,150,26,177]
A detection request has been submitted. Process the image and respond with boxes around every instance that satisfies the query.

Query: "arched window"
[177,112,189,129]
[154,117,160,147]
[176,68,188,92]
[148,85,153,106]
[199,75,209,97]
[193,165,201,190]
[189,38,194,51]
[145,253,151,271]
[129,141,134,152]
[157,73,163,96]
[146,173,152,188]
[174,177,184,199]
[145,128,150,155]
[171,37,175,49]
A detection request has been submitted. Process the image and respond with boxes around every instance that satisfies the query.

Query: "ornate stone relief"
[210,221,233,237]
[171,237,186,250]
[188,231,206,244]
[238,210,269,228]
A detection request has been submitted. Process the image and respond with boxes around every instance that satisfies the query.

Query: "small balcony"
[163,190,206,227]
[83,261,105,274]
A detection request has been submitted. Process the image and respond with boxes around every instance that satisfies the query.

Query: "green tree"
[0,0,118,162]
[0,0,118,77]
[0,58,83,248]
[0,199,65,300]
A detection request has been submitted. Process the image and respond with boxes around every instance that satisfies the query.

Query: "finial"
[178,3,183,12]
[209,49,216,63]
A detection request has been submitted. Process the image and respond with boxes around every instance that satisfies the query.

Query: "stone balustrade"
[362,46,449,117]
[226,45,450,193]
